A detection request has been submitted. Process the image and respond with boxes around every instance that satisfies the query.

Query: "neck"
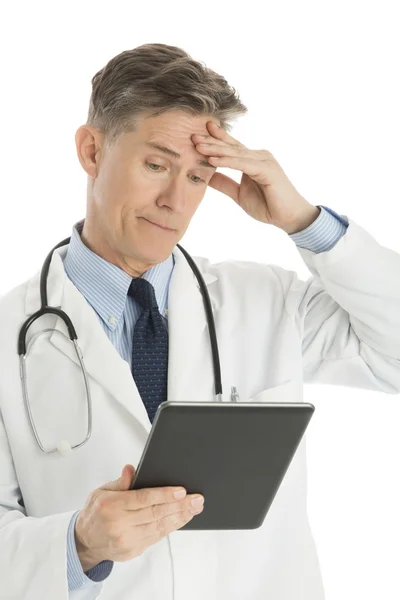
[80,219,153,278]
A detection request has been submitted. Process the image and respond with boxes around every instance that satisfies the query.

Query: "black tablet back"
[131,401,314,530]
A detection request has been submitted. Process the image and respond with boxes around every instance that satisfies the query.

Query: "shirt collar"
[63,218,174,331]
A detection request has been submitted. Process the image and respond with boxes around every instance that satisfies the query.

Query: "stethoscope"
[18,237,241,456]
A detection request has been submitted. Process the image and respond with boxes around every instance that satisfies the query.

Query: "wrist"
[75,539,102,572]
[283,205,321,235]
[75,514,102,572]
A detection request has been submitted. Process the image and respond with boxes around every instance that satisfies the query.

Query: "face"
[75,110,219,277]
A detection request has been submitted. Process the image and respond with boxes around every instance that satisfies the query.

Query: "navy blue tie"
[128,277,168,423]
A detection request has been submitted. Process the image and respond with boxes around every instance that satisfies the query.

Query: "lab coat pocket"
[248,379,300,403]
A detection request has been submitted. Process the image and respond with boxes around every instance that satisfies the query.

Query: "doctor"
[1,43,400,600]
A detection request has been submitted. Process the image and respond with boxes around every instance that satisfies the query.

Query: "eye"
[190,175,204,184]
[146,162,205,185]
[147,162,164,172]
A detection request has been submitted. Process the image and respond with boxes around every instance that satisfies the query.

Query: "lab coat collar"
[63,220,175,330]
[24,242,219,435]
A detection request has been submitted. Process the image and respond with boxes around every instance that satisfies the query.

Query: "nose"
[156,177,187,213]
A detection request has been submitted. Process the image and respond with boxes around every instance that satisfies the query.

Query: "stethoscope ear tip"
[57,439,73,457]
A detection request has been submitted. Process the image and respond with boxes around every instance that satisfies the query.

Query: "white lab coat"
[0,215,399,600]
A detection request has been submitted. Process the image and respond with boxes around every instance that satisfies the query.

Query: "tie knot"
[128,278,158,310]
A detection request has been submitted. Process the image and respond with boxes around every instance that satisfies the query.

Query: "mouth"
[142,218,175,232]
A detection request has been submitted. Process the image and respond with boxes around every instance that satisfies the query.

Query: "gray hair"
[86,43,248,148]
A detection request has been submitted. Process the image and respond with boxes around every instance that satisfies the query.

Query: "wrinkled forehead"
[119,111,220,164]
[136,110,220,143]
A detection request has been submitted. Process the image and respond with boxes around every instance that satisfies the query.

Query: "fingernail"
[191,496,204,507]
[174,489,186,500]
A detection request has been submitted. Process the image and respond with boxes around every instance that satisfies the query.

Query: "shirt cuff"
[288,205,349,253]
[67,510,114,592]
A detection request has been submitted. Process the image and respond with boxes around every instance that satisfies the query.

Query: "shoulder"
[194,255,302,295]
[191,255,315,323]
[0,277,32,335]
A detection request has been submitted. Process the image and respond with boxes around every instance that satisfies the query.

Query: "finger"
[136,504,202,539]
[102,464,136,492]
[207,156,270,187]
[128,495,204,526]
[208,172,240,203]
[191,135,230,148]
[123,486,188,510]
[195,142,247,158]
[205,120,244,147]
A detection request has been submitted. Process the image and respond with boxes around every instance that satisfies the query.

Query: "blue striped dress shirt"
[63,205,349,591]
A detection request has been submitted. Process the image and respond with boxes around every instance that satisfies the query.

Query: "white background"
[1,0,399,597]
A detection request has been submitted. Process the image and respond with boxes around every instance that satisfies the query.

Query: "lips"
[143,218,174,231]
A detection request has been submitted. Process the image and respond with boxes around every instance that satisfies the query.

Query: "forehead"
[123,110,220,168]
[134,110,219,147]
[138,110,220,139]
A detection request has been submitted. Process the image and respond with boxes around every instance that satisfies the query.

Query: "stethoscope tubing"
[17,237,223,454]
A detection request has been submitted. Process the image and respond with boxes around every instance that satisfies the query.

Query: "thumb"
[102,464,136,492]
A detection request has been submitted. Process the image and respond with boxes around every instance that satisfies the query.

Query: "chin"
[138,244,174,266]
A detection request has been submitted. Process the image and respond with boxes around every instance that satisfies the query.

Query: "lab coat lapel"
[167,246,218,403]
[25,245,151,434]
[24,243,219,435]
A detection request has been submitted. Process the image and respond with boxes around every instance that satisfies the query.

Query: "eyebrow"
[144,141,215,169]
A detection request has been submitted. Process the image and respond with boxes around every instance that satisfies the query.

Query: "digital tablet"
[131,401,314,530]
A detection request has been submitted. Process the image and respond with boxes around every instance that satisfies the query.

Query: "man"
[0,43,399,600]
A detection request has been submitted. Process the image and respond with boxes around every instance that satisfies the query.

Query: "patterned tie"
[128,277,169,423]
